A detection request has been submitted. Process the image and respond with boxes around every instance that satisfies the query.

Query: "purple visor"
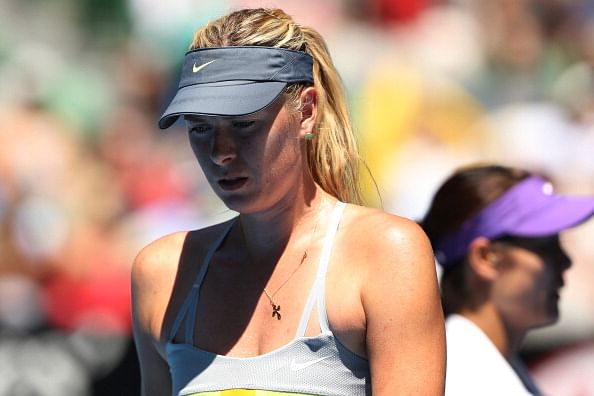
[435,176,594,268]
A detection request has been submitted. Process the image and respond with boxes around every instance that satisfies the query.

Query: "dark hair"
[420,164,530,315]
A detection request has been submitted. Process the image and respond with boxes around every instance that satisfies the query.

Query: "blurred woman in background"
[421,164,594,395]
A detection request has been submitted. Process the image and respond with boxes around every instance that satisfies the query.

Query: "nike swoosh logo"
[289,356,330,371]
[192,60,216,73]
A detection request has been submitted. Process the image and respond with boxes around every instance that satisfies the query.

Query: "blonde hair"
[190,8,364,205]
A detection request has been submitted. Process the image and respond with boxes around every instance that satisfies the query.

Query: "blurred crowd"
[1,0,594,394]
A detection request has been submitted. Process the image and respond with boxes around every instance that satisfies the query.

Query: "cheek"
[261,125,301,175]
[494,250,563,326]
[515,265,545,289]
[188,139,209,168]
[496,253,546,297]
[188,135,203,156]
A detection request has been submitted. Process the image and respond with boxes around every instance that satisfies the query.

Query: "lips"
[218,177,248,191]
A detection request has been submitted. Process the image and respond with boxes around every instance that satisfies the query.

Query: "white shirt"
[445,314,541,396]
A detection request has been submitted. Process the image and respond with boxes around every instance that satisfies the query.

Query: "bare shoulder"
[131,220,235,337]
[335,205,445,394]
[131,231,190,334]
[132,231,189,291]
[341,204,433,268]
[340,204,439,302]
[132,220,234,289]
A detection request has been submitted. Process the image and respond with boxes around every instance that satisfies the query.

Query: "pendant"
[271,303,281,320]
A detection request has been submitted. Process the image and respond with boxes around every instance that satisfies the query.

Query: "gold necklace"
[261,200,324,320]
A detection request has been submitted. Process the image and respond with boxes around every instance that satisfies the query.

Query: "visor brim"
[511,196,594,236]
[158,80,287,129]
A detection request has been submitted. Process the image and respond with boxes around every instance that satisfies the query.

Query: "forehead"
[496,235,561,250]
[496,236,569,266]
[184,114,250,123]
[183,95,287,124]
[508,234,558,244]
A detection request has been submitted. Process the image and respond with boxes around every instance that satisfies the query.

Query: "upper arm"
[362,217,446,395]
[131,235,185,396]
[132,311,172,396]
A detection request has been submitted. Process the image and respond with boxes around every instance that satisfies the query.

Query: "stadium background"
[1,0,594,394]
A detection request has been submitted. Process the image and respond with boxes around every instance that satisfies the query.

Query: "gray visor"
[159,46,314,129]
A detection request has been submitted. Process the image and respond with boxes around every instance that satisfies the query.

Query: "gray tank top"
[166,201,371,396]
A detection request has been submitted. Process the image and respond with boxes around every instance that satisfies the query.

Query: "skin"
[462,235,571,359]
[132,87,445,395]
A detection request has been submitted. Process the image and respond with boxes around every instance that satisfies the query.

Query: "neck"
[238,185,329,265]
[460,305,527,361]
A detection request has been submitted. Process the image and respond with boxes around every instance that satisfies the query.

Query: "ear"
[467,237,499,281]
[299,87,318,138]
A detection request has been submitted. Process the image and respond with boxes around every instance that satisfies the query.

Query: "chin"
[219,198,250,213]
[218,195,265,214]
[533,309,559,329]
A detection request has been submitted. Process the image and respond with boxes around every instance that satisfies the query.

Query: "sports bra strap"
[168,219,236,342]
[169,201,347,343]
[295,201,346,338]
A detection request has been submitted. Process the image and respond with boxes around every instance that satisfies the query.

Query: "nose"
[560,254,572,271]
[556,245,572,271]
[553,251,572,287]
[210,127,237,165]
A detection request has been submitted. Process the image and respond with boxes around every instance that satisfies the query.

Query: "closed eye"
[232,121,255,129]
[188,124,212,135]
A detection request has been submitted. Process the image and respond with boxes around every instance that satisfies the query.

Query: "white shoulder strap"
[295,201,346,337]
[168,219,236,342]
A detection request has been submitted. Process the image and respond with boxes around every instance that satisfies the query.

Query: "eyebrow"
[185,114,263,123]
[184,115,211,123]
